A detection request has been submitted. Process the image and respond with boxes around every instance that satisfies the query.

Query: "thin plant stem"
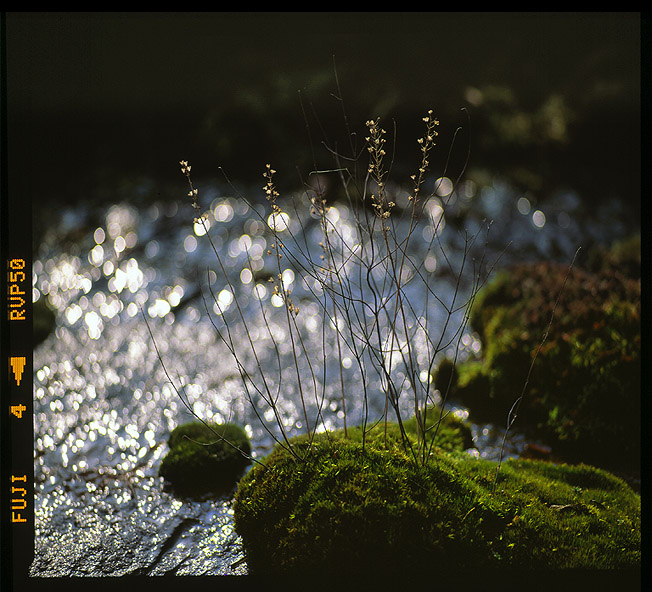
[493,247,581,491]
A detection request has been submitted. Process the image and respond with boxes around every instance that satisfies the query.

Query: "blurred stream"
[29,173,632,577]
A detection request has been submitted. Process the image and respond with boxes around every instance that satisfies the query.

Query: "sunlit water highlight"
[30,177,629,576]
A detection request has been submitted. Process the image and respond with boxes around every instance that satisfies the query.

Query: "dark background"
[3,12,642,240]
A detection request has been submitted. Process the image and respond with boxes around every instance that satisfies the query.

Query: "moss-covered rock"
[452,241,640,471]
[233,432,640,575]
[159,421,252,496]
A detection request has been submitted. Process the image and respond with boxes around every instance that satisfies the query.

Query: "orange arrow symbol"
[10,357,26,386]
[10,404,26,419]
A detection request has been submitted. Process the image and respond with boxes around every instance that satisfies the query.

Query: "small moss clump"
[233,431,640,575]
[160,421,252,496]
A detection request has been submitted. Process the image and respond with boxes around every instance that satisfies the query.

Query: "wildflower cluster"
[365,118,394,223]
[409,110,439,204]
[272,281,300,316]
[310,194,328,219]
[263,164,281,213]
[179,160,208,224]
[262,164,299,317]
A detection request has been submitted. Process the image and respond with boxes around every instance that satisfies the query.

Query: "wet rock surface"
[30,471,246,577]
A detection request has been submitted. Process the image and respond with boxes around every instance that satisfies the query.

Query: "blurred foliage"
[454,235,640,471]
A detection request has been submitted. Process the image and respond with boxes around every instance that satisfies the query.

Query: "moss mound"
[452,238,640,470]
[234,431,640,575]
[159,421,251,495]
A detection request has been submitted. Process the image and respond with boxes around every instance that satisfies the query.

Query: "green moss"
[234,432,640,575]
[159,421,251,496]
[453,252,640,470]
[340,405,474,454]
